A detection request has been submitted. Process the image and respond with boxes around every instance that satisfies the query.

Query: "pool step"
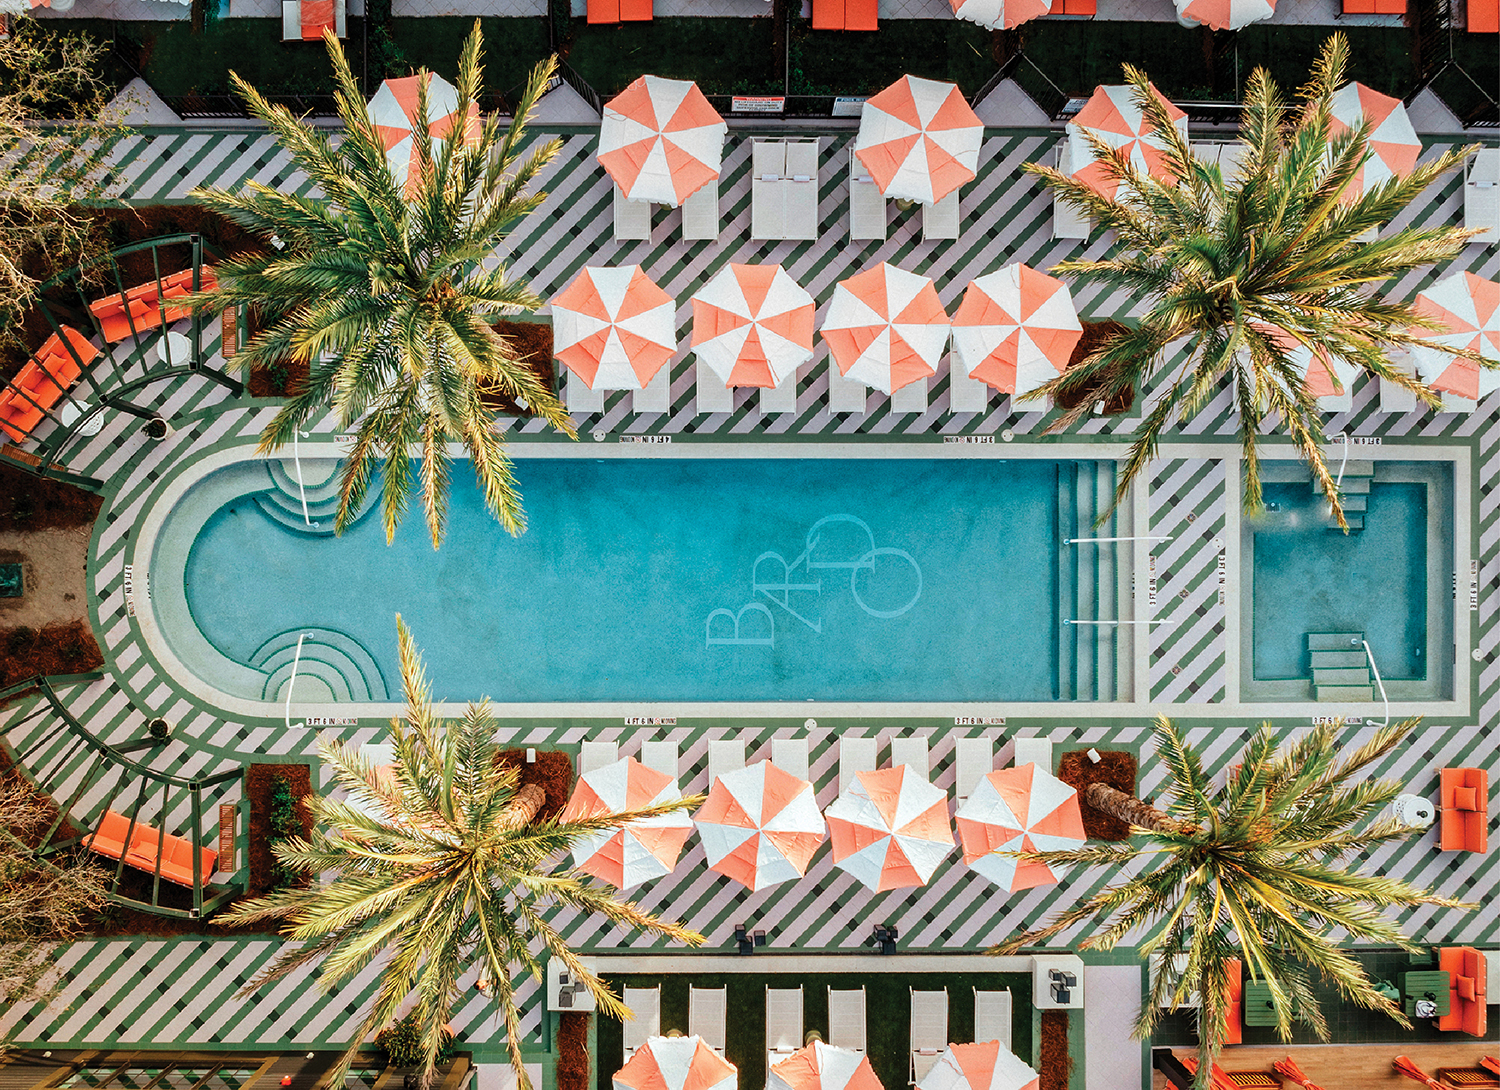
[1313,461,1374,531]
[1057,461,1119,702]
[1306,632,1372,701]
[256,457,371,536]
[1315,684,1375,701]
[1310,649,1367,669]
[251,626,389,702]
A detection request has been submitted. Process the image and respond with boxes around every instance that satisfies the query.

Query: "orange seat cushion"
[587,0,620,21]
[843,0,877,29]
[301,0,334,37]
[1471,0,1498,31]
[811,0,844,28]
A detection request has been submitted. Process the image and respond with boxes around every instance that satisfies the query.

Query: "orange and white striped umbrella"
[551,266,676,391]
[367,73,481,197]
[559,757,693,890]
[693,760,825,891]
[691,264,815,389]
[918,1043,1038,1090]
[1412,271,1500,402]
[952,264,1083,396]
[1067,84,1188,200]
[826,766,953,892]
[955,764,1086,892]
[948,0,1048,34]
[769,1041,883,1090]
[1328,82,1420,199]
[616,1037,737,1090]
[1174,0,1274,30]
[822,263,950,395]
[599,76,728,207]
[854,77,983,205]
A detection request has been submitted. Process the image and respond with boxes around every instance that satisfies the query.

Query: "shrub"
[376,1011,456,1068]
[267,775,303,890]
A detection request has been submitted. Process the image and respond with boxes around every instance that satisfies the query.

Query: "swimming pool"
[150,454,1121,707]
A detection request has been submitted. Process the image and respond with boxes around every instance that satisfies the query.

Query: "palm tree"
[991,716,1475,1090]
[1027,34,1481,528]
[219,617,704,1090]
[191,24,573,548]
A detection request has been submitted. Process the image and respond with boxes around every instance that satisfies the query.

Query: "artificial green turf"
[597,971,1033,1090]
[789,19,998,96]
[564,17,780,97]
[389,17,550,98]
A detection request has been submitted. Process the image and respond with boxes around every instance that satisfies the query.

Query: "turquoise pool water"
[176,458,1083,703]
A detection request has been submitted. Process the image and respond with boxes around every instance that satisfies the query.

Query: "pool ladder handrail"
[291,430,319,529]
[284,632,315,730]
[1063,534,1179,627]
[1362,638,1390,727]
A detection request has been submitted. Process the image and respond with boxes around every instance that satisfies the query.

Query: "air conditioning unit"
[547,957,597,1012]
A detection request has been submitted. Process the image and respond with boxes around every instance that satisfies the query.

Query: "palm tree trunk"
[1084,783,1198,836]
[498,784,546,831]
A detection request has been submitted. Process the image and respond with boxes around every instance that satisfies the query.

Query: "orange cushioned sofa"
[1438,946,1487,1037]
[1440,768,1489,852]
[88,266,217,344]
[82,809,218,887]
[0,326,97,442]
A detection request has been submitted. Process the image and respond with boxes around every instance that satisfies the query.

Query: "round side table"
[1391,793,1436,828]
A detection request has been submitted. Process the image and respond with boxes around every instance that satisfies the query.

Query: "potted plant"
[146,716,173,741]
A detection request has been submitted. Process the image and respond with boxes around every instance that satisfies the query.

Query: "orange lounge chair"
[843,0,877,29]
[1225,958,1244,1045]
[1439,768,1488,852]
[89,267,217,344]
[83,809,218,887]
[1470,0,1498,31]
[0,326,96,442]
[301,0,334,37]
[586,0,619,20]
[811,0,844,27]
[1437,946,1487,1037]
[1049,0,1097,15]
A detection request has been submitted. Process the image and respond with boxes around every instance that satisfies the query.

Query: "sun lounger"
[828,360,867,414]
[1466,148,1499,244]
[1052,142,1090,241]
[634,364,672,414]
[891,736,929,777]
[948,364,990,414]
[623,985,661,1062]
[696,362,734,413]
[1013,737,1053,772]
[752,142,786,241]
[784,142,821,241]
[1379,358,1420,413]
[640,740,679,780]
[681,179,720,241]
[828,987,867,1053]
[954,738,993,803]
[923,189,960,241]
[890,379,928,415]
[771,737,810,781]
[708,739,745,786]
[761,371,799,414]
[850,149,887,241]
[580,741,619,773]
[565,370,606,414]
[767,986,805,1068]
[1440,390,1478,413]
[910,988,948,1084]
[973,989,1012,1049]
[614,186,652,242]
[690,985,727,1055]
[840,737,877,790]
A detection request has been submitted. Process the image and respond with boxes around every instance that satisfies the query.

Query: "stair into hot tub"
[1307,631,1373,701]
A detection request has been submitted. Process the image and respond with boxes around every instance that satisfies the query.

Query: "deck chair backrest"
[690,985,728,1054]
[910,988,948,1050]
[973,989,1012,1049]
[623,985,661,1059]
[828,986,867,1053]
[954,737,993,801]
[767,986,805,1054]
[707,740,746,786]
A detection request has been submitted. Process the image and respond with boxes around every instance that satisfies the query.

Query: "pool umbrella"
[551,266,676,391]
[825,766,954,892]
[616,1037,738,1090]
[917,1042,1039,1090]
[1411,271,1500,402]
[691,264,815,389]
[768,1041,883,1090]
[954,765,1086,892]
[1328,82,1421,199]
[1391,1057,1443,1090]
[821,263,950,395]
[1174,0,1274,30]
[599,76,728,207]
[1067,84,1188,200]
[559,757,693,890]
[854,76,983,205]
[367,73,480,197]
[1271,1059,1328,1090]
[952,264,1083,396]
[693,760,825,892]
[948,0,1049,34]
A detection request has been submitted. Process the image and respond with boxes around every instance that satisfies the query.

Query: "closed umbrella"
[367,73,481,197]
[691,264,815,389]
[616,1037,738,1090]
[955,765,1086,892]
[825,766,954,892]
[693,760,825,891]
[559,757,693,890]
[1391,1057,1443,1090]
[551,265,676,391]
[822,263,950,394]
[1411,271,1500,402]
[952,264,1083,396]
[1067,84,1188,200]
[917,1042,1039,1090]
[854,76,983,205]
[1271,1059,1328,1090]
[1175,0,1274,30]
[599,76,727,207]
[1328,82,1421,199]
[768,1041,882,1090]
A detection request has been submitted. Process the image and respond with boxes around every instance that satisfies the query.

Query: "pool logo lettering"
[706,514,922,647]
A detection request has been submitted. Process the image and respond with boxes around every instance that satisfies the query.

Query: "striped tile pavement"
[0,123,1495,1062]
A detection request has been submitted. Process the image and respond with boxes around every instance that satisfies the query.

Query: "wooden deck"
[1152,1043,1500,1089]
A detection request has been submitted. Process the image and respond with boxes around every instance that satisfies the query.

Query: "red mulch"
[1057,750,1138,842]
[245,763,313,897]
[556,1012,591,1090]
[1039,1010,1073,1090]
[0,621,103,692]
[480,321,556,416]
[495,748,574,820]
[1055,320,1134,416]
[0,458,102,531]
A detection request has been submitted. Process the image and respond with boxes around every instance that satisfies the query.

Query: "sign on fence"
[733,96,786,114]
[832,97,865,117]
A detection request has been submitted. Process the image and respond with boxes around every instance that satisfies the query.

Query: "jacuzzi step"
[1315,684,1374,702]
[1314,475,1372,494]
[1308,632,1365,652]
[1338,493,1368,513]
[1313,666,1372,686]
[1310,649,1367,669]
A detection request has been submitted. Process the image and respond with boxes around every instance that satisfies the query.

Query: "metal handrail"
[1362,640,1391,727]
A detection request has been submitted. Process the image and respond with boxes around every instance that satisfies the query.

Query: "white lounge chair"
[973,988,1012,1049]
[890,736,929,777]
[948,364,989,414]
[696,361,734,414]
[707,739,745,786]
[634,364,672,414]
[1465,148,1499,245]
[784,142,821,241]
[840,737,877,790]
[890,378,928,415]
[828,360,867,414]
[580,741,619,773]
[954,737,993,802]
[690,985,727,1055]
[850,148,887,241]
[1012,737,1053,772]
[640,740,678,779]
[771,737,810,781]
[828,986,867,1053]
[752,142,787,241]
[1190,141,1248,185]
[1052,142,1090,240]
[909,988,948,1084]
[565,369,605,414]
[623,985,661,1062]
[614,186,652,242]
[767,986,804,1068]
[923,189,960,241]
[681,179,720,241]
[1379,358,1420,414]
[761,371,799,414]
